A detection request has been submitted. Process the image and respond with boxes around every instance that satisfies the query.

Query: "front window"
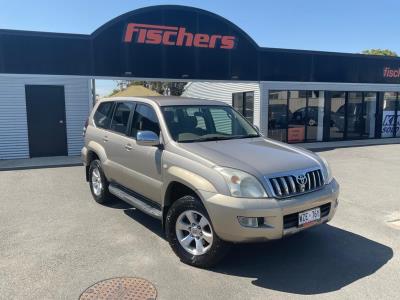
[161,105,259,143]
[131,104,160,138]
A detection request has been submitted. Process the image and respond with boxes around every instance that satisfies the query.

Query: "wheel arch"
[162,178,211,229]
[84,141,108,181]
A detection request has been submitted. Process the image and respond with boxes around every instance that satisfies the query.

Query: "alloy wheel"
[91,168,103,196]
[175,210,213,255]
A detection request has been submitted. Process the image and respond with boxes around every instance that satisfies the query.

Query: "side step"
[108,184,162,220]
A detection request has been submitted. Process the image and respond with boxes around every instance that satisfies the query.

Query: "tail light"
[83,118,89,136]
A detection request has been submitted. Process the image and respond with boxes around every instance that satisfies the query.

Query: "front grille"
[283,203,331,229]
[268,169,324,198]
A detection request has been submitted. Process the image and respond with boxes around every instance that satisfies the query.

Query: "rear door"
[104,101,136,186]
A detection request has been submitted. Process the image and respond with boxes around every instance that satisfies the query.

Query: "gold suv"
[82,96,339,268]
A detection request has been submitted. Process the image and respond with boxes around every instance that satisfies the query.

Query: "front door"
[25,85,68,157]
[125,103,163,204]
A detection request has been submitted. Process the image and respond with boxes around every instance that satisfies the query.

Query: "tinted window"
[131,104,160,138]
[110,102,134,134]
[93,102,114,128]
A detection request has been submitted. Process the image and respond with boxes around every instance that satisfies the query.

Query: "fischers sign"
[124,23,236,49]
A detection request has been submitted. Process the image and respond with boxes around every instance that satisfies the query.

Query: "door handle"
[125,144,133,151]
[103,136,109,142]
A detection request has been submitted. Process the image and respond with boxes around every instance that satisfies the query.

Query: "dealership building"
[0,5,400,159]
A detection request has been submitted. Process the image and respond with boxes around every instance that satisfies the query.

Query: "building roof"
[110,85,160,97]
[102,96,228,107]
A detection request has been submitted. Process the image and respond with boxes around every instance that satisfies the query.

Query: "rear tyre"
[165,195,230,268]
[88,159,111,204]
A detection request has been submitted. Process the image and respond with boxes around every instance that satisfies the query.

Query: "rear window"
[93,102,114,129]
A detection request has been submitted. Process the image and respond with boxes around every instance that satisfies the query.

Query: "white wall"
[0,75,91,159]
[182,82,262,128]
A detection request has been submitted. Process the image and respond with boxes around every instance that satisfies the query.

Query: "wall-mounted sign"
[288,127,305,143]
[381,111,399,137]
[383,67,400,78]
[123,23,236,49]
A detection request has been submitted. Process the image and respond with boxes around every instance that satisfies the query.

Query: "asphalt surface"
[0,144,399,299]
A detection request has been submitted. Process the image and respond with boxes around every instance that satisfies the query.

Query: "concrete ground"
[0,144,399,299]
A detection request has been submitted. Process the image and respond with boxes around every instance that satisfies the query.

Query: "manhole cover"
[80,277,157,300]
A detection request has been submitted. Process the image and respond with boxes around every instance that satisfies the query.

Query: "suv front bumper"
[200,179,339,243]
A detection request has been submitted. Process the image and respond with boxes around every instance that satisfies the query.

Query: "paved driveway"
[1,144,399,299]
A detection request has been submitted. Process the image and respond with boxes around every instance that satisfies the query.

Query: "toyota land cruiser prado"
[82,96,339,267]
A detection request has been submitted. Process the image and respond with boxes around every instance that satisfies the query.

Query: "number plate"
[298,207,321,226]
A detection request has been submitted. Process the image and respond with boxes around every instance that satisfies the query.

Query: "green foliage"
[361,49,398,57]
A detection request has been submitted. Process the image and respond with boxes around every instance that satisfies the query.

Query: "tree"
[361,49,398,57]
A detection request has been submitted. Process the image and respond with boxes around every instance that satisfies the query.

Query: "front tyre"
[88,159,111,204]
[165,195,230,268]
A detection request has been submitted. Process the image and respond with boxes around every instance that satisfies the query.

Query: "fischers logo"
[383,67,400,78]
[124,23,236,50]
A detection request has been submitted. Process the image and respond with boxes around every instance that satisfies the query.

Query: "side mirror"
[136,130,160,147]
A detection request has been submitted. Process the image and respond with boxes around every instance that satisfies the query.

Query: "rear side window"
[110,102,134,134]
[131,104,160,138]
[93,102,114,128]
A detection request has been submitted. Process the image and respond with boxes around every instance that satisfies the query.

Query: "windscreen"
[161,105,259,143]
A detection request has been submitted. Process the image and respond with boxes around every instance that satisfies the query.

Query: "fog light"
[238,216,259,228]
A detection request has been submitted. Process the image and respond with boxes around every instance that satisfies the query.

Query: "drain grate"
[80,277,157,300]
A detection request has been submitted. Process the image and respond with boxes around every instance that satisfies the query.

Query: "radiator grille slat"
[268,169,324,199]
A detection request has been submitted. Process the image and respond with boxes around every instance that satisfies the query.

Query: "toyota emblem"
[296,174,308,186]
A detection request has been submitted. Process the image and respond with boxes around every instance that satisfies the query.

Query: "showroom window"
[328,91,378,141]
[232,91,254,123]
[268,91,288,142]
[288,91,307,143]
[268,90,324,143]
[382,92,400,138]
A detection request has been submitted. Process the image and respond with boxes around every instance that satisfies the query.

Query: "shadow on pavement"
[212,224,393,295]
[123,208,164,239]
[99,196,133,210]
[103,199,393,295]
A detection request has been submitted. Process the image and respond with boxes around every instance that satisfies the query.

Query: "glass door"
[329,92,346,140]
[346,92,363,139]
[306,91,325,142]
[288,91,306,143]
[362,92,377,138]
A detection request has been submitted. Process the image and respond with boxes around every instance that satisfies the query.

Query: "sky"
[1,0,399,95]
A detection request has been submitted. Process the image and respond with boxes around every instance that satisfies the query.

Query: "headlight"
[320,156,333,184]
[215,167,268,198]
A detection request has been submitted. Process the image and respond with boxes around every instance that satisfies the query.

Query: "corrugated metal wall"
[0,75,90,159]
[182,81,262,128]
